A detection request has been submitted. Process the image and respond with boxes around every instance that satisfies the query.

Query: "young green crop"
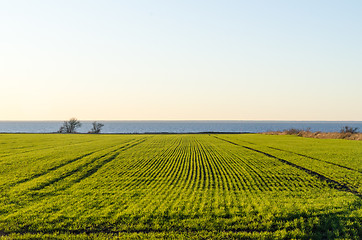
[0,134,360,239]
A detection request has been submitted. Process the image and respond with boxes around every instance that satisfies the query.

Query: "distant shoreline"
[0,121,361,135]
[0,131,360,140]
[0,131,253,135]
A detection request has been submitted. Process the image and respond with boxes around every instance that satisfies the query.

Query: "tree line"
[58,118,104,134]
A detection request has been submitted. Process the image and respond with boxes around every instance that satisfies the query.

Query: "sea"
[0,121,361,134]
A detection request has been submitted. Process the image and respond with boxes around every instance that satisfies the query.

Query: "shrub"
[284,128,303,135]
[340,126,359,134]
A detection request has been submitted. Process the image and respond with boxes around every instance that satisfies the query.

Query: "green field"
[0,134,361,239]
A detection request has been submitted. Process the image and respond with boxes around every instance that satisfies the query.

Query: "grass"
[0,134,361,239]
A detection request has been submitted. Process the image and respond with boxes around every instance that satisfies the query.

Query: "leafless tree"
[58,118,82,133]
[88,121,104,134]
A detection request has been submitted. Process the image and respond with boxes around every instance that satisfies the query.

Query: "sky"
[1,0,361,121]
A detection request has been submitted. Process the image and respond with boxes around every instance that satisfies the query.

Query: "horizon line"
[1,119,361,122]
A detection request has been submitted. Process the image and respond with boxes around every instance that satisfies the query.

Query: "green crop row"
[0,134,360,239]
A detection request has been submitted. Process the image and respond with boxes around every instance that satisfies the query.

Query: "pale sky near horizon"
[1,0,361,121]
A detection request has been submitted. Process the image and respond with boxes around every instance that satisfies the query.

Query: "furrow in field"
[0,137,142,189]
[183,137,208,216]
[147,138,192,215]
[219,136,360,173]
[203,142,247,194]
[109,137,184,218]
[3,148,113,194]
[9,145,117,187]
[173,137,200,216]
[0,138,100,159]
[266,146,361,173]
[96,136,180,209]
[195,138,232,216]
[0,137,150,221]
[128,137,186,213]
[213,135,361,198]
[166,138,190,188]
[219,135,362,192]
[209,142,302,194]
[1,134,361,238]
[212,140,322,193]
[180,137,203,214]
[201,136,297,211]
[200,138,271,193]
[222,135,362,179]
[217,146,298,192]
[200,135,242,216]
[204,144,255,215]
[29,150,121,192]
[11,138,148,196]
[49,137,149,191]
[114,136,202,222]
[119,137,182,189]
[200,137,247,191]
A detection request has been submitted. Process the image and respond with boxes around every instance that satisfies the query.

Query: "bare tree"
[88,121,104,134]
[58,118,82,133]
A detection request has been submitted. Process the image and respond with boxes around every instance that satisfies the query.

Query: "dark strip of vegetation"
[264,126,361,140]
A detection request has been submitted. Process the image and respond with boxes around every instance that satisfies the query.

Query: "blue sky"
[1,0,361,120]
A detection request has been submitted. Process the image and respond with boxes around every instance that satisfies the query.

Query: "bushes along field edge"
[263,126,361,140]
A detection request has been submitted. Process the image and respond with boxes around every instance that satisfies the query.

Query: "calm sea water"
[0,121,361,134]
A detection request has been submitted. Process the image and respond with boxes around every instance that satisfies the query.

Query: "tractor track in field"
[0,139,100,158]
[1,135,361,238]
[221,138,360,173]
[9,139,140,188]
[29,148,121,192]
[11,152,97,186]
[29,138,148,192]
[213,136,361,198]
[0,138,149,220]
[266,146,361,173]
[69,137,149,186]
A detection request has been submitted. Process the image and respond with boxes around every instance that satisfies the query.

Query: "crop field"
[0,134,361,239]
